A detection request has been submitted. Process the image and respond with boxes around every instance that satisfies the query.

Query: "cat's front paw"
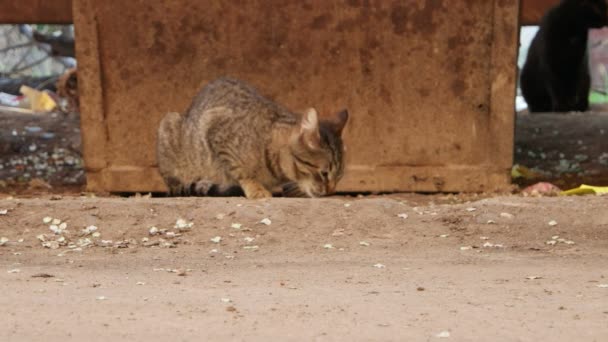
[246,188,272,199]
[239,179,273,199]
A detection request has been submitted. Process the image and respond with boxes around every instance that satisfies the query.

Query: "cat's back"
[186,77,279,117]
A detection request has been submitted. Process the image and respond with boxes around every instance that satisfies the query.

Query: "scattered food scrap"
[174,218,193,231]
[500,212,514,219]
[436,331,451,338]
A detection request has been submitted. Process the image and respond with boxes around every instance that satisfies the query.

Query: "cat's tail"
[169,180,245,197]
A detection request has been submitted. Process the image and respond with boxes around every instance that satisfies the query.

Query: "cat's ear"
[300,108,321,149]
[328,109,349,136]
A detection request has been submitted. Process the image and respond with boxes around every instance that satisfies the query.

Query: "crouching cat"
[157,77,349,199]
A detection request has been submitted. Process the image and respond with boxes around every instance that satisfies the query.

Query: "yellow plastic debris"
[511,164,542,180]
[561,185,608,196]
[19,85,57,112]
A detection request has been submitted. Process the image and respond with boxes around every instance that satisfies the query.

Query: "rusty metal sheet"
[74,0,519,193]
[520,0,559,26]
[0,0,72,24]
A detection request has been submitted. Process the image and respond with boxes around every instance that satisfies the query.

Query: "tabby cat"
[520,0,608,112]
[156,77,348,199]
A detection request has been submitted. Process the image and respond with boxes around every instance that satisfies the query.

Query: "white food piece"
[397,213,409,219]
[323,244,334,249]
[0,237,8,246]
[526,276,542,280]
[373,263,386,269]
[231,223,242,229]
[52,218,61,225]
[500,212,514,219]
[466,207,477,212]
[49,225,60,234]
[210,236,222,244]
[548,220,558,227]
[149,227,159,235]
[43,217,53,224]
[174,218,194,230]
[359,241,370,246]
[260,218,272,225]
[436,331,451,338]
[0,209,8,215]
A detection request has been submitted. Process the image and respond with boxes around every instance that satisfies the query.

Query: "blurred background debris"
[0,24,83,195]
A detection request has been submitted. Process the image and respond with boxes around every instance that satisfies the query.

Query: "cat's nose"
[326,182,336,194]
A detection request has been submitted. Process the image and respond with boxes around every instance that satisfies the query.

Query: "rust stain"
[379,85,393,105]
[359,48,373,76]
[310,14,333,30]
[391,0,445,36]
[390,2,409,35]
[411,0,445,36]
[451,79,466,97]
[151,21,167,54]
[447,35,474,50]
[417,88,431,97]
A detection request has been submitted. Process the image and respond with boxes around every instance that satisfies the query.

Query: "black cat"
[521,0,608,113]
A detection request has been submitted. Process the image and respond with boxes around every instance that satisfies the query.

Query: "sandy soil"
[1,195,607,341]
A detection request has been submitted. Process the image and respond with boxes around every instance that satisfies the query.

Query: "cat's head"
[287,108,349,197]
[569,0,608,28]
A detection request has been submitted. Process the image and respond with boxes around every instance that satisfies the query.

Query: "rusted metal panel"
[520,0,559,26]
[0,0,73,24]
[74,0,519,193]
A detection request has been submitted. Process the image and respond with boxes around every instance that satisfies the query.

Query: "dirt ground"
[1,105,607,341]
[1,194,607,341]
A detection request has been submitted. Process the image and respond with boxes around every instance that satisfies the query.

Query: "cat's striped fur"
[156,77,348,199]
